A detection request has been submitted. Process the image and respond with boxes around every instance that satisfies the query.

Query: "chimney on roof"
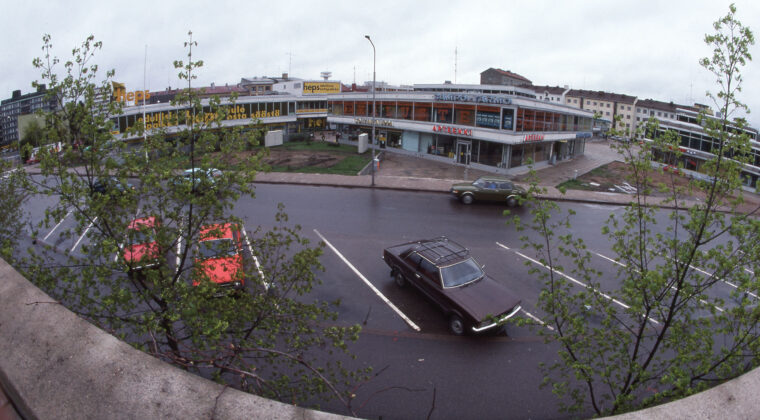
[282,73,288,80]
[211,82,215,88]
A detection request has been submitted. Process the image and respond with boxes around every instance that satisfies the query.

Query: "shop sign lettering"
[354,117,393,127]
[523,134,544,142]
[432,125,472,136]
[434,93,512,105]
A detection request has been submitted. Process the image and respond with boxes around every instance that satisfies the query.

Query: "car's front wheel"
[393,270,407,287]
[449,314,466,335]
[507,196,517,207]
[461,194,474,205]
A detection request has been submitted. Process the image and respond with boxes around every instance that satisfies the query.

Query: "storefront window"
[434,104,453,123]
[343,101,354,116]
[476,106,500,129]
[414,103,431,121]
[356,101,367,117]
[501,108,514,131]
[474,140,503,166]
[454,104,475,126]
[397,102,413,120]
[381,101,396,119]
[433,135,456,157]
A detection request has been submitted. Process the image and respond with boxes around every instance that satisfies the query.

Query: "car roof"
[199,223,237,241]
[409,237,470,266]
[475,176,512,182]
[128,216,157,230]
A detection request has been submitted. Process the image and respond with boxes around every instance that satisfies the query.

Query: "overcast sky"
[3,0,760,126]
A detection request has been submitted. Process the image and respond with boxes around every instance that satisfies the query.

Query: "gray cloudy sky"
[3,0,760,126]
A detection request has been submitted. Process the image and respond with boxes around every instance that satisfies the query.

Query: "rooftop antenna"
[353,66,356,84]
[454,46,458,84]
[286,51,294,75]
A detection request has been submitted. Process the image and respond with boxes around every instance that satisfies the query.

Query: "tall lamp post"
[364,35,376,187]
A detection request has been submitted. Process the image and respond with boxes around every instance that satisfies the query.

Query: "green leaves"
[15,32,369,415]
[510,5,759,416]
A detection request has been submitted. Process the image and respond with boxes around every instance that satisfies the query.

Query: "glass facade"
[327,99,592,133]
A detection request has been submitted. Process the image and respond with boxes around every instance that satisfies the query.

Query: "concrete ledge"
[0,258,349,420]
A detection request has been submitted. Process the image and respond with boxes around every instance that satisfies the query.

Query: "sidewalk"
[253,139,760,213]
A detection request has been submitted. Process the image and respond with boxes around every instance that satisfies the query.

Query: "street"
[18,180,752,419]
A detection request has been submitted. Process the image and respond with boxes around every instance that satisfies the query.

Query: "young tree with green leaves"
[22,32,368,414]
[512,4,760,416]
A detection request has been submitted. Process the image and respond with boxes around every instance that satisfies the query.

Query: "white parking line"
[496,242,660,325]
[521,309,554,331]
[241,229,269,291]
[314,229,420,332]
[176,235,182,272]
[592,250,724,313]
[655,251,759,300]
[43,210,73,241]
[71,217,97,253]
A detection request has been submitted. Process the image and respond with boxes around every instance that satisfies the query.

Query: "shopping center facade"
[114,81,595,173]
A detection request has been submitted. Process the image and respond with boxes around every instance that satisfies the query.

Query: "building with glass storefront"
[112,80,595,172]
[327,84,594,171]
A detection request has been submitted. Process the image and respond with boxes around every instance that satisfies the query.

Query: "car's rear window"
[198,238,237,259]
[440,258,483,288]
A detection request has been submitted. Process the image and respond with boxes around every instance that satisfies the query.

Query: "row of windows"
[329,100,592,133]
[638,108,676,119]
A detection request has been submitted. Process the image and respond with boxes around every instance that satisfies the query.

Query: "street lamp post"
[364,35,376,187]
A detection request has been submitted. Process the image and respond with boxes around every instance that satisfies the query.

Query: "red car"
[123,217,161,271]
[193,223,245,292]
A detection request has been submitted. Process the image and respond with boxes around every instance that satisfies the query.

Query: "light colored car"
[172,168,221,193]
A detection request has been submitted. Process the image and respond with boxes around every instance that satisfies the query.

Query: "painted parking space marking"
[241,229,269,291]
[42,209,73,241]
[71,217,97,253]
[592,250,724,313]
[496,242,660,325]
[314,229,420,332]
[653,250,758,300]
[521,309,554,331]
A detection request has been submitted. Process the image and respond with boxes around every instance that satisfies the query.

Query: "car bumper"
[471,305,522,333]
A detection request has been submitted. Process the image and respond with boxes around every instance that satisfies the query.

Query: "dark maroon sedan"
[382,237,522,335]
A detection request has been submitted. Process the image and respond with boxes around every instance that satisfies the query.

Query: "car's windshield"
[128,229,153,244]
[198,238,237,259]
[440,257,483,288]
[472,178,486,188]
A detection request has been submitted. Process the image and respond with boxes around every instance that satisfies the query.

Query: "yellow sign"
[303,82,340,95]
[112,81,150,105]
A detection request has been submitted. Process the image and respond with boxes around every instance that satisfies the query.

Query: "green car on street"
[450,176,526,207]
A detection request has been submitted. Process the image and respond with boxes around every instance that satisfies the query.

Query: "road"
[19,181,751,419]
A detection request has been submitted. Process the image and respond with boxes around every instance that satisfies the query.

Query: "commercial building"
[0,85,58,148]
[113,78,594,172]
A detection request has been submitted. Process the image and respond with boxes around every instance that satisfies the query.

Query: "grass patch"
[274,141,357,154]
[268,154,370,175]
[557,179,597,191]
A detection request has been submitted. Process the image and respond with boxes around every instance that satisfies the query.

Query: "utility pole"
[364,35,376,187]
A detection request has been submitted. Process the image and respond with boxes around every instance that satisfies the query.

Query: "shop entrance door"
[456,140,471,165]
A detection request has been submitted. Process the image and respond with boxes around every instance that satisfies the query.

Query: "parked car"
[193,223,245,293]
[382,236,522,335]
[172,168,221,193]
[122,217,161,272]
[449,176,526,206]
[91,176,134,196]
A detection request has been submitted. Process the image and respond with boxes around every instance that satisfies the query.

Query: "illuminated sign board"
[303,82,341,94]
[523,134,544,142]
[112,82,150,106]
[434,93,512,105]
[432,125,472,136]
